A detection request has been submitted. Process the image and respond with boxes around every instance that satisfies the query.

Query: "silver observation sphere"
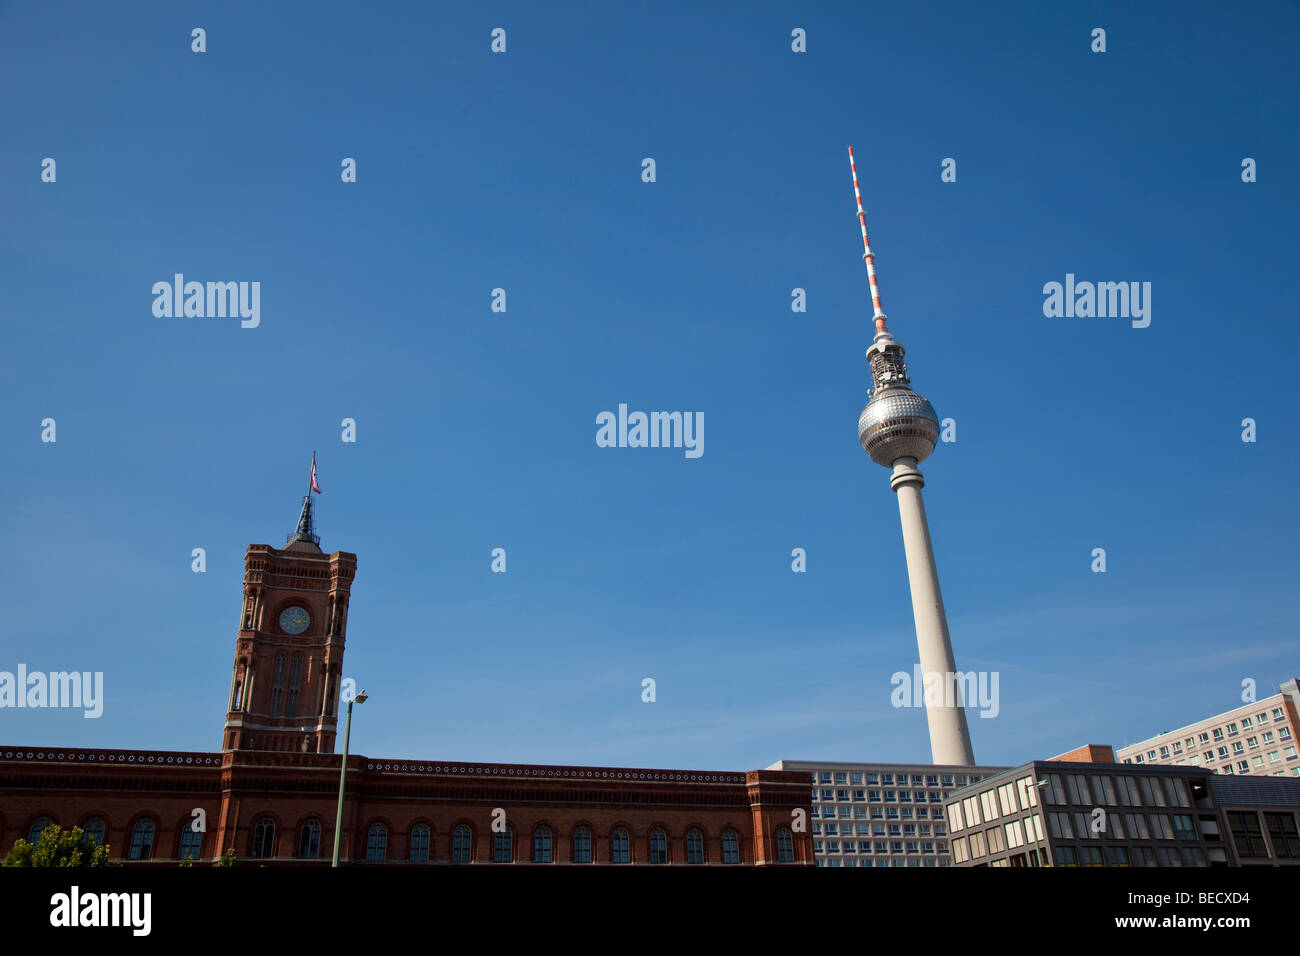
[858,385,939,466]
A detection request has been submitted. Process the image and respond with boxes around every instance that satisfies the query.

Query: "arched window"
[250,817,276,859]
[722,828,740,864]
[686,827,704,864]
[776,826,794,863]
[649,827,668,864]
[270,652,287,716]
[572,826,592,864]
[611,826,630,864]
[27,816,53,843]
[452,825,472,864]
[285,653,304,717]
[178,825,203,861]
[366,822,387,862]
[128,819,155,861]
[79,817,106,846]
[533,825,552,863]
[409,824,430,862]
[493,827,513,863]
[298,820,321,859]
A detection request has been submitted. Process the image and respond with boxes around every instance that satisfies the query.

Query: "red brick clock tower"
[221,495,357,754]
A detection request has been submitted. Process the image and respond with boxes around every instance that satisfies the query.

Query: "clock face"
[279,606,310,635]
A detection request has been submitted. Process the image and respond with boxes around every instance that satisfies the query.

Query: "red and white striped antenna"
[848,146,888,334]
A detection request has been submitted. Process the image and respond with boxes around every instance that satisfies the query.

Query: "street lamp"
[1030,778,1050,866]
[332,689,367,867]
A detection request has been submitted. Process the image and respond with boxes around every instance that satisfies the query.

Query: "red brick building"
[0,497,812,866]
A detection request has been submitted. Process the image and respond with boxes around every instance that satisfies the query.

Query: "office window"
[1054,846,1077,866]
[1237,761,1249,773]
[1149,815,1174,840]
[27,816,54,844]
[819,773,832,784]
[1041,774,1068,805]
[887,824,900,837]
[492,827,512,863]
[79,817,106,846]
[850,773,863,785]
[820,789,833,801]
[852,789,865,802]
[1265,813,1300,858]
[881,773,894,785]
[1227,812,1267,858]
[1181,847,1207,866]
[1172,742,1182,754]
[886,807,899,820]
[1139,777,1168,807]
[1247,736,1259,749]
[722,828,740,864]
[823,823,837,836]
[366,822,388,863]
[611,827,631,864]
[409,824,430,863]
[128,819,156,861]
[1233,742,1245,755]
[298,819,321,859]
[952,837,969,864]
[836,789,849,802]
[178,826,203,861]
[968,831,987,859]
[1080,846,1103,866]
[1274,708,1284,720]
[941,775,954,787]
[986,825,1006,853]
[1104,846,1130,866]
[1212,729,1223,741]
[834,772,847,785]
[1199,732,1210,744]
[865,773,879,784]
[1005,820,1025,849]
[1217,747,1229,759]
[452,825,472,863]
[249,817,275,859]
[1048,814,1071,841]
[533,825,553,863]
[1242,717,1253,729]
[572,826,592,863]
[947,803,965,831]
[826,841,840,853]
[1227,722,1238,735]
[962,796,982,827]
[979,790,999,822]
[1172,814,1196,841]
[776,827,794,863]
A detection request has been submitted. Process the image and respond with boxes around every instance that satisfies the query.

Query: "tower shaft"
[891,459,975,766]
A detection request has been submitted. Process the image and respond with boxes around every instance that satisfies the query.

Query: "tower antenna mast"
[847,146,888,335]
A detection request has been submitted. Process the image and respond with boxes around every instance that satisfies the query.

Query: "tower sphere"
[858,386,939,466]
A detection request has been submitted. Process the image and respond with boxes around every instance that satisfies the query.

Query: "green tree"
[3,824,116,867]
[213,847,236,867]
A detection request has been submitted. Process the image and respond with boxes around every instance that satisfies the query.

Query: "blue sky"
[2,1,1297,772]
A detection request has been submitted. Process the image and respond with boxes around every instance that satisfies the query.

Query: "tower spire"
[848,146,888,334]
[288,453,322,547]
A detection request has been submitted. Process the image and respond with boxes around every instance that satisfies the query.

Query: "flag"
[310,453,322,494]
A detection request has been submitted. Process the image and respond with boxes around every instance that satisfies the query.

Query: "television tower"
[848,146,975,766]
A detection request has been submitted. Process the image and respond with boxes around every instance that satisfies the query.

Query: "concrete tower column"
[890,458,975,766]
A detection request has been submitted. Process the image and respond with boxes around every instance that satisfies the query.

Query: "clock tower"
[221,493,357,754]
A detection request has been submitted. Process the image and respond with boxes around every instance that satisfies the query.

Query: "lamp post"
[1029,778,1049,866]
[331,689,367,868]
